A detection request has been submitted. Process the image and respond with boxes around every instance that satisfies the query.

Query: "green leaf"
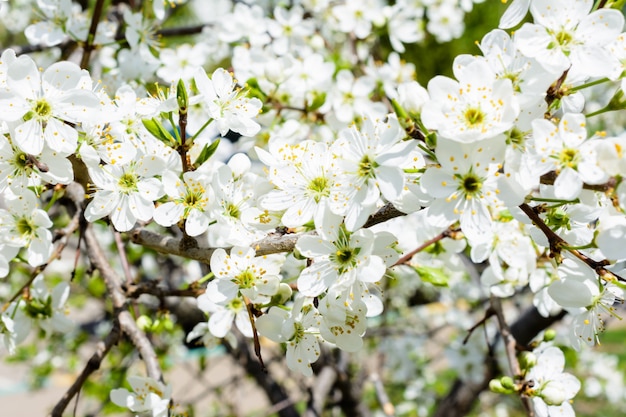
[193,139,220,168]
[307,91,326,112]
[414,265,449,287]
[142,118,176,147]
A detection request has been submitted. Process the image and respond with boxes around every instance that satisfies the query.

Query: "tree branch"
[433,307,566,417]
[49,315,122,417]
[80,0,106,69]
[129,203,406,262]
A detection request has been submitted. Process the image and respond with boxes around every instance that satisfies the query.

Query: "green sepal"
[177,78,189,115]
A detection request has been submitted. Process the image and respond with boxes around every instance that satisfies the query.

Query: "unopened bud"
[500,376,515,390]
[543,329,556,342]
[519,351,537,370]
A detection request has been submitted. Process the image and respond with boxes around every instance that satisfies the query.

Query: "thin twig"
[80,0,106,69]
[490,296,534,417]
[49,316,122,417]
[393,227,456,266]
[114,231,133,283]
[518,203,624,282]
[371,372,395,417]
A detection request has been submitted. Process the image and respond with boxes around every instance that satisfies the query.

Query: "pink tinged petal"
[44,118,78,153]
[153,202,184,227]
[13,119,44,155]
[499,0,530,29]
[548,279,593,308]
[554,168,582,200]
[185,208,209,236]
[208,309,235,338]
[6,55,40,100]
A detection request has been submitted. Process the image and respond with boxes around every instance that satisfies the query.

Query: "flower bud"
[500,376,515,390]
[543,329,556,342]
[489,379,507,394]
[519,351,537,371]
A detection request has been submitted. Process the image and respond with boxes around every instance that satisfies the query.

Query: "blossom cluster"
[1,0,626,415]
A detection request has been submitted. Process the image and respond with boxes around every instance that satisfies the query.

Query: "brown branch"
[125,281,205,299]
[84,224,164,382]
[130,203,407,262]
[490,296,534,417]
[518,203,624,282]
[393,226,456,266]
[433,307,567,417]
[539,172,616,193]
[370,372,394,416]
[49,315,122,417]
[225,333,301,417]
[80,0,106,69]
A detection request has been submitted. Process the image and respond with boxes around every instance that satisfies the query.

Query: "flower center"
[16,216,36,238]
[358,154,378,178]
[306,176,330,203]
[228,297,244,312]
[457,171,483,199]
[545,207,571,230]
[558,148,580,170]
[118,171,139,193]
[464,107,485,127]
[554,29,573,49]
[24,98,53,123]
[234,268,256,289]
[24,296,53,320]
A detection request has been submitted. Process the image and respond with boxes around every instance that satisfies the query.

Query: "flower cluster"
[2,1,626,416]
